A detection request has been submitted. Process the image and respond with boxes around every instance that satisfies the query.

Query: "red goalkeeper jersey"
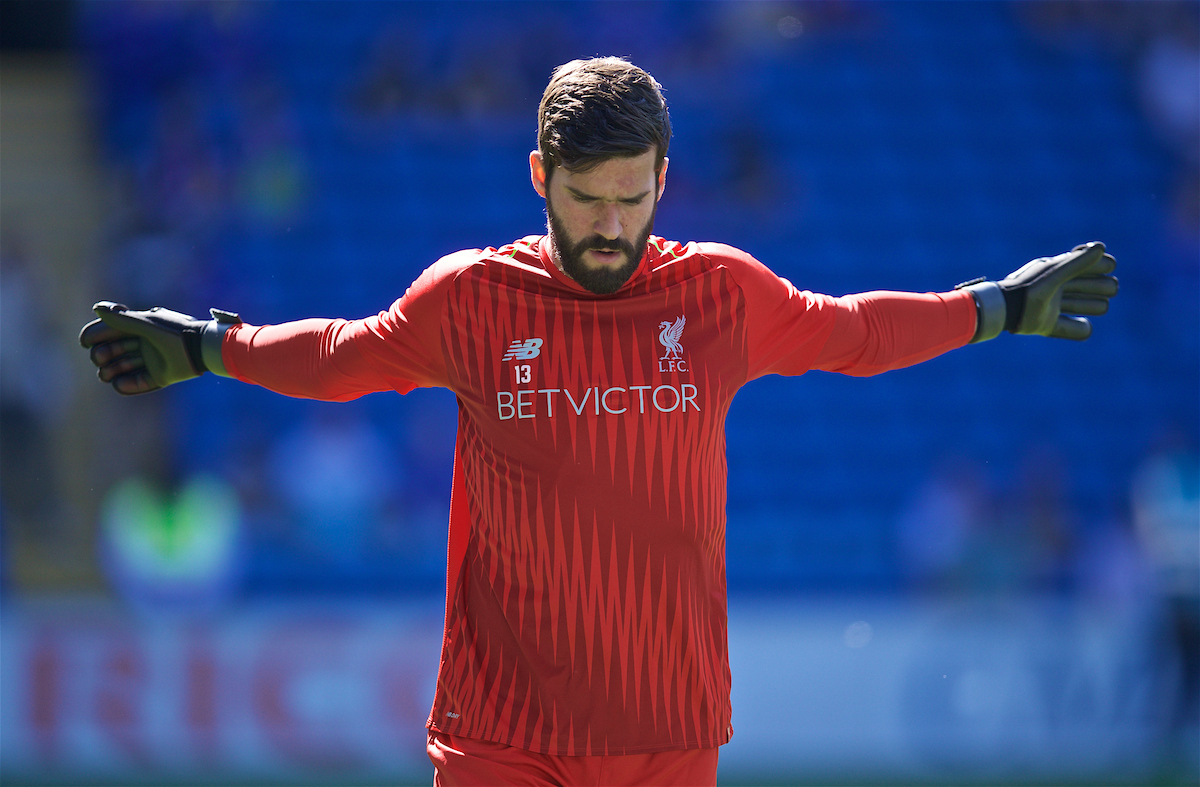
[222,236,976,755]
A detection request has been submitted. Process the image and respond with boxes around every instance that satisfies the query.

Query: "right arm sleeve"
[221,256,464,402]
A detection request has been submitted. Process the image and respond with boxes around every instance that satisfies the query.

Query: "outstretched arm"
[81,303,443,402]
[815,242,1119,375]
[80,253,467,400]
[736,240,1119,381]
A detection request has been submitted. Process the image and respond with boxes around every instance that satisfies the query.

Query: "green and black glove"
[957,241,1118,342]
[80,301,242,395]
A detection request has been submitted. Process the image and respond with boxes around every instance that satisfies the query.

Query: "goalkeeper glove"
[79,301,242,395]
[957,241,1118,342]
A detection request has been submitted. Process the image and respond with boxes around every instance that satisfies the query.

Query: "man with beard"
[82,57,1117,786]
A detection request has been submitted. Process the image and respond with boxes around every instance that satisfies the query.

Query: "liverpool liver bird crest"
[658,316,686,360]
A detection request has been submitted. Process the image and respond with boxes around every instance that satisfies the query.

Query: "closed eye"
[565,187,651,206]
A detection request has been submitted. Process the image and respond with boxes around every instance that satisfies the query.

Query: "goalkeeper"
[81,57,1117,787]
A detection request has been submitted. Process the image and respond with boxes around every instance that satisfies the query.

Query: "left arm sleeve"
[809,289,977,376]
[718,245,977,380]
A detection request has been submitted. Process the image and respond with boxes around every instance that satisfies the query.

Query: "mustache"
[572,235,636,256]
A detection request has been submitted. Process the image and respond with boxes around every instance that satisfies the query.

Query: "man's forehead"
[555,150,658,192]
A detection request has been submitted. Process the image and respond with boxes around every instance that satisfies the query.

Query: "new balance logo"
[502,338,543,361]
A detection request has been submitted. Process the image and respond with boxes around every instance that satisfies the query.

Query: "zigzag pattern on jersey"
[428,242,749,755]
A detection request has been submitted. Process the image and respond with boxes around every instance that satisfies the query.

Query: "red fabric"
[224,236,976,755]
[428,731,719,787]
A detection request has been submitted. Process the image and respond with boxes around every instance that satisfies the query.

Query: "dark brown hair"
[537,57,671,180]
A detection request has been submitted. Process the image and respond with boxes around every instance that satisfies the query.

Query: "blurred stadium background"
[1,1,1196,785]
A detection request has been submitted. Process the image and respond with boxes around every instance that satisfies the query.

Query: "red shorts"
[428,731,719,787]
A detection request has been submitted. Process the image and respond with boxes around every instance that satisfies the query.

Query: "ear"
[529,151,547,198]
[657,157,669,200]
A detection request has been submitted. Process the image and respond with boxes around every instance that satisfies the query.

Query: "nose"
[593,204,622,241]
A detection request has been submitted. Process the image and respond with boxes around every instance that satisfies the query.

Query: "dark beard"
[546,198,656,295]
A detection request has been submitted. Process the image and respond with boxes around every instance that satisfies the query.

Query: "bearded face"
[537,149,664,295]
[546,194,656,295]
